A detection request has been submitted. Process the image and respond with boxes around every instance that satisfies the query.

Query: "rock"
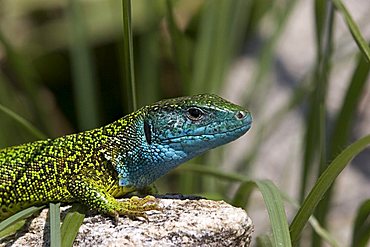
[1,199,253,246]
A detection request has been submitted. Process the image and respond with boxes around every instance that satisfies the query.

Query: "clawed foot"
[111,195,162,223]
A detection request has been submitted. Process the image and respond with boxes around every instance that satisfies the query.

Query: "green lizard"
[0,94,252,221]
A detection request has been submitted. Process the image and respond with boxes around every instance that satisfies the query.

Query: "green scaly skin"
[0,94,252,222]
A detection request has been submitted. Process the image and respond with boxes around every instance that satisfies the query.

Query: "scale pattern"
[0,94,252,221]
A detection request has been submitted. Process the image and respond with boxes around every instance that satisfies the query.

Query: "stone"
[1,199,253,246]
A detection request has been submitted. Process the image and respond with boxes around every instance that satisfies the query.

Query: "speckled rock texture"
[1,199,253,246]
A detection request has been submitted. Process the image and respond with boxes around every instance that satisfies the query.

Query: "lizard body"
[0,94,252,221]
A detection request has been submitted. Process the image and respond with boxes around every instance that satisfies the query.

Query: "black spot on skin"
[144,120,152,145]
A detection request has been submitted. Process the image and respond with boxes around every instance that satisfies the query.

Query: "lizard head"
[112,94,252,188]
[144,94,252,153]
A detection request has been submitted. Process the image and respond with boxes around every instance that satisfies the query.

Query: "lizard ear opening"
[144,120,152,145]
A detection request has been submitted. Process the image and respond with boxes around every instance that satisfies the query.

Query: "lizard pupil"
[144,120,152,145]
[187,107,203,121]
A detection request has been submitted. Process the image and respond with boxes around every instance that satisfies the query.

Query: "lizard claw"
[113,195,162,221]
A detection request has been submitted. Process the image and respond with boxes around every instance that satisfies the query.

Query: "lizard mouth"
[162,123,251,143]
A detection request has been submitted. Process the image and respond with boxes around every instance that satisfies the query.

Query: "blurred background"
[0,0,369,246]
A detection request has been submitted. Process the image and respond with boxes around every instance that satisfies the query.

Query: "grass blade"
[136,30,160,107]
[351,199,370,247]
[60,205,86,247]
[165,0,192,86]
[308,216,340,247]
[0,206,45,236]
[190,0,217,93]
[0,104,46,140]
[0,31,49,133]
[256,180,292,247]
[0,220,25,239]
[50,203,61,247]
[67,0,100,131]
[178,163,248,182]
[314,49,370,246]
[332,0,370,62]
[191,0,250,94]
[256,234,274,247]
[280,192,340,247]
[232,181,255,208]
[121,0,137,111]
[245,0,298,105]
[290,134,370,245]
[300,0,334,203]
[299,5,334,245]
[329,51,370,157]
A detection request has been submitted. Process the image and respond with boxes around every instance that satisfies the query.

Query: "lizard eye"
[186,107,204,121]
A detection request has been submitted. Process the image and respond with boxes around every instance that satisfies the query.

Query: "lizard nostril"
[235,111,246,120]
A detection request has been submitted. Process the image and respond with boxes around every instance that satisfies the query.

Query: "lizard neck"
[102,116,196,189]
[119,142,195,189]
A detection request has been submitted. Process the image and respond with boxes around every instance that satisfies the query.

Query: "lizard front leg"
[67,177,160,221]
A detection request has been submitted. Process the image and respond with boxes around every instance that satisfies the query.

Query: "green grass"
[67,0,100,131]
[351,199,370,247]
[0,0,369,246]
[290,134,370,245]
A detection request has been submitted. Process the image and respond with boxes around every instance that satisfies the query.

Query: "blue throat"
[116,123,251,189]
[117,142,191,188]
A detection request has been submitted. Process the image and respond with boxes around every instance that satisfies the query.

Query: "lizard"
[0,94,252,222]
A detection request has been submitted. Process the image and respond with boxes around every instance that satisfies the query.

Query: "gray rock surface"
[1,199,253,247]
